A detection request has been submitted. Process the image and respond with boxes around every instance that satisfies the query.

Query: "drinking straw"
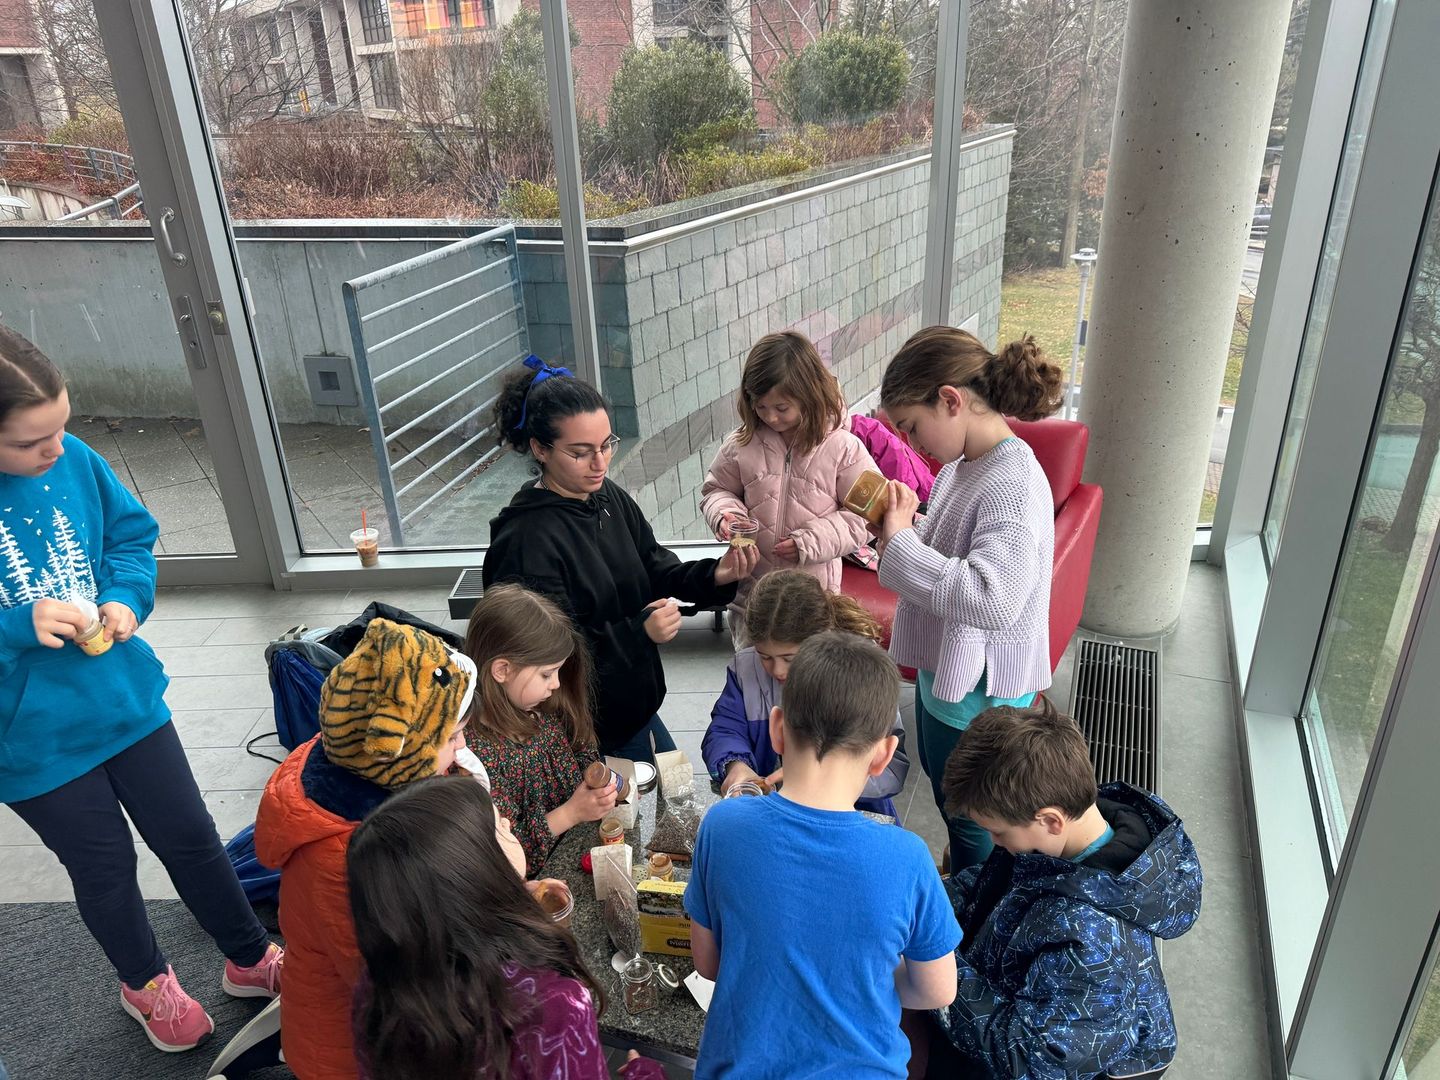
[361,508,367,535]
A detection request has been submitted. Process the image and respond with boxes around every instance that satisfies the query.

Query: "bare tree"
[23,0,114,121]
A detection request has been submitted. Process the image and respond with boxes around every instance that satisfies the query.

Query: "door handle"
[157,207,189,266]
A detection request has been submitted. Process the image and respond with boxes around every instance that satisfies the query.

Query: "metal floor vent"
[1065,637,1162,794]
[448,567,486,620]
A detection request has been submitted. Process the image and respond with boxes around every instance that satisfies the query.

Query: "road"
[1240,240,1265,299]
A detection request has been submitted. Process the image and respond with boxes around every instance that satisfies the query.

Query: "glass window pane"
[0,1,237,556]
[571,3,941,540]
[1305,170,1440,844]
[1266,0,1396,556]
[189,1,568,553]
[1400,948,1440,1076]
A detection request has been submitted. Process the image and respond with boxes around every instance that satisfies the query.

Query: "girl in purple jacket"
[348,776,666,1080]
[702,570,909,817]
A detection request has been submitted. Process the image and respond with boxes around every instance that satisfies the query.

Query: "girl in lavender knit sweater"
[875,327,1064,872]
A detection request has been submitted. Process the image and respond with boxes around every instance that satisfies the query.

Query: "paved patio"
[67,415,535,554]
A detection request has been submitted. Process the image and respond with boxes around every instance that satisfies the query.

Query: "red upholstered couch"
[840,415,1103,674]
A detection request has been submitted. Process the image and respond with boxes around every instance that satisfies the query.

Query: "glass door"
[0,0,283,582]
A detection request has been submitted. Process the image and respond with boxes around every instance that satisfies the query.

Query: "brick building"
[0,0,64,130]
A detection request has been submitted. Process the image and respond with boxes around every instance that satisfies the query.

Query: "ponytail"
[0,323,65,425]
[492,358,610,456]
[880,326,1062,422]
[826,593,883,643]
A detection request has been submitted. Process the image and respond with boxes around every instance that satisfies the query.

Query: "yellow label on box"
[637,878,688,919]
[639,912,692,956]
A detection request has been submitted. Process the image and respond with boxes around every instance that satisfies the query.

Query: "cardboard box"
[637,878,687,918]
[639,913,693,956]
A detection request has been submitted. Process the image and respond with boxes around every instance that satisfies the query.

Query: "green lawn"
[997,266,1248,408]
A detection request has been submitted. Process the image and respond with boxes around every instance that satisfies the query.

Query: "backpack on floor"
[225,823,280,906]
[265,634,343,753]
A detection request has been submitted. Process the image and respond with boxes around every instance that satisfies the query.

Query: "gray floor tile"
[341,587,454,612]
[1161,674,1249,859]
[285,447,381,503]
[203,789,265,844]
[203,612,352,645]
[158,520,237,556]
[660,626,734,692]
[141,477,227,530]
[138,617,224,647]
[660,692,716,733]
[0,803,37,846]
[170,708,269,748]
[123,445,206,492]
[903,787,948,863]
[165,674,272,711]
[182,747,283,791]
[0,845,74,903]
[1165,565,1231,684]
[1049,639,1078,709]
[134,845,181,901]
[154,644,270,678]
[243,710,279,747]
[153,585,356,620]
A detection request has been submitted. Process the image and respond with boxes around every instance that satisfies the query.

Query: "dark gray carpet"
[0,900,292,1080]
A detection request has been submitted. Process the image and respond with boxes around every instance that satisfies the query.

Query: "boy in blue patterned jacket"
[918,697,1202,1080]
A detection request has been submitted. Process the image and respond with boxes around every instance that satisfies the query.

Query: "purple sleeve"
[702,665,756,780]
[511,975,611,1079]
[619,1059,671,1080]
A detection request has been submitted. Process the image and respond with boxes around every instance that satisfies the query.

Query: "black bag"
[317,601,463,658]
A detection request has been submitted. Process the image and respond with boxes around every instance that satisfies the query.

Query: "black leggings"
[8,722,269,989]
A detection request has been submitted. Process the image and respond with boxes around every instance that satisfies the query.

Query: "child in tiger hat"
[255,619,525,1080]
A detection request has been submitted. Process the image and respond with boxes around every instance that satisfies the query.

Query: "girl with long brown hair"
[463,583,615,876]
[348,776,667,1080]
[876,325,1064,873]
[700,331,878,641]
[701,570,910,816]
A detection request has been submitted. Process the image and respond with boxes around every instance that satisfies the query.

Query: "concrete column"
[1078,0,1291,636]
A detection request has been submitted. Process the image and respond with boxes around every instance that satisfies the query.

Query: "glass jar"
[724,780,766,798]
[648,852,674,881]
[599,816,624,845]
[622,956,658,1015]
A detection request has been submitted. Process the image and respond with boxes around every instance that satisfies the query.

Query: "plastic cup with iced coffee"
[350,528,380,568]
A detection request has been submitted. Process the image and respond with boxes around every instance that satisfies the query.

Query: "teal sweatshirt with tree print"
[0,435,169,803]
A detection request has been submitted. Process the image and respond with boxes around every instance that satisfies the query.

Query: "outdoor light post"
[1066,248,1097,420]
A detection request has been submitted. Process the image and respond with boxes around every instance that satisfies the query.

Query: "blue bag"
[225,823,280,905]
[265,639,340,752]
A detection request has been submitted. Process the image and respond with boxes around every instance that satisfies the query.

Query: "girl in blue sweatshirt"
[0,324,282,1055]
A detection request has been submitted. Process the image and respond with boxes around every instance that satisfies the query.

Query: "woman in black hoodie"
[482,359,757,762]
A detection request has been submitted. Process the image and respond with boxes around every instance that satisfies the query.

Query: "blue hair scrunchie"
[514,354,575,433]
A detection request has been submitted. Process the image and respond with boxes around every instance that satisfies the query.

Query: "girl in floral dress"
[463,583,618,876]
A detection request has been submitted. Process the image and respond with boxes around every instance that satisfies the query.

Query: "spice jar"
[842,469,890,527]
[534,880,574,929]
[72,599,112,658]
[599,816,624,845]
[724,780,766,798]
[648,852,674,881]
[585,760,630,802]
[622,956,659,1015]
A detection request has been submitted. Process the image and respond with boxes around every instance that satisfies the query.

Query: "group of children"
[0,314,1202,1080]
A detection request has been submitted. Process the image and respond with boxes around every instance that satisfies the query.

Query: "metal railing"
[0,141,138,187]
[0,141,142,221]
[342,224,531,546]
[56,182,144,222]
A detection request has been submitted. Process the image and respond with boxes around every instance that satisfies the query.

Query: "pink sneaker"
[119,966,215,1052]
[223,941,284,999]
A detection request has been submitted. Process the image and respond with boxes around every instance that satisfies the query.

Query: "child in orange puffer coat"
[255,620,477,1080]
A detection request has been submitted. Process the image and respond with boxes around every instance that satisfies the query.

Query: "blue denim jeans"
[601,714,678,765]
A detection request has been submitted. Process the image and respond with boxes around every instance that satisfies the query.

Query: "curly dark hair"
[493,364,610,455]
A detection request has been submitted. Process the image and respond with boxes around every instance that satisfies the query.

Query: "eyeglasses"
[547,435,620,463]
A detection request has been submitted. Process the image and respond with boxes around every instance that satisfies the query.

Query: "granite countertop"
[549,784,718,1064]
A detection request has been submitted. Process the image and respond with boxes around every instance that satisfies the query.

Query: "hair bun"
[984,334,1064,422]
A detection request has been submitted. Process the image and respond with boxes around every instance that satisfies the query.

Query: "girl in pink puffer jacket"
[701,331,878,638]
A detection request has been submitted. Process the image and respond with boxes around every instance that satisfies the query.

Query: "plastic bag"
[601,873,641,960]
[648,794,705,860]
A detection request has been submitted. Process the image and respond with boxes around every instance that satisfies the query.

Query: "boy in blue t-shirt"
[685,631,961,1080]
